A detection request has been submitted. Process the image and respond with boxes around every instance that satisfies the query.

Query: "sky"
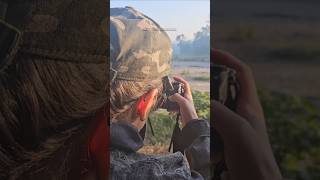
[110,0,210,42]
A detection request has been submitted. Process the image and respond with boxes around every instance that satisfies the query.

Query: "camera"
[211,65,238,151]
[212,65,238,111]
[160,76,185,111]
[211,65,239,178]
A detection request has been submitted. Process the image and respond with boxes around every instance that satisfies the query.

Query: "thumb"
[168,93,186,104]
[212,100,249,133]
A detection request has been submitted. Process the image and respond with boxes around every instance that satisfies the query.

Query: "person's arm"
[212,49,283,180]
[169,76,211,179]
[183,120,211,179]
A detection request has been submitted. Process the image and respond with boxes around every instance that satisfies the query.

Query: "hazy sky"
[110,0,210,42]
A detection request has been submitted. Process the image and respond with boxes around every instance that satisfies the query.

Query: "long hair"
[0,52,107,179]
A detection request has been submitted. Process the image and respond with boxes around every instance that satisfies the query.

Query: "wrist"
[182,118,198,127]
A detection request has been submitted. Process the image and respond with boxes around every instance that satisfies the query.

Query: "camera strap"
[139,117,155,140]
[168,113,183,153]
[110,63,118,86]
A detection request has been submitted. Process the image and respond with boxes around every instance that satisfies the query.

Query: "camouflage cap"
[1,0,108,64]
[110,7,172,82]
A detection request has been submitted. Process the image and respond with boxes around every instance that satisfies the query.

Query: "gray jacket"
[110,120,210,180]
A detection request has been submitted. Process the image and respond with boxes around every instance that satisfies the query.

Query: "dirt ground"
[172,66,210,92]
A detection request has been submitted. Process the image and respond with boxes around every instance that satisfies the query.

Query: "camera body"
[160,76,185,111]
[212,65,238,111]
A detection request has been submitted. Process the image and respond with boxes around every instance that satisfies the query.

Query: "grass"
[173,56,210,62]
[192,75,210,81]
[180,69,190,76]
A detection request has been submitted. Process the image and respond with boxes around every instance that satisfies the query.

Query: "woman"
[110,7,210,180]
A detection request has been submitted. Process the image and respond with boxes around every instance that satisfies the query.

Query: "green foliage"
[259,89,320,180]
[145,110,176,145]
[192,76,210,81]
[192,90,210,119]
[145,91,210,145]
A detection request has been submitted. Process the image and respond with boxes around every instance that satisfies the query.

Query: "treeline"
[173,24,210,61]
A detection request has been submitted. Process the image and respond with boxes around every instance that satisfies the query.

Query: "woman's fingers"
[172,76,192,101]
[169,93,198,127]
[212,49,246,71]
[212,100,251,137]
[212,49,265,124]
[168,93,186,105]
[213,49,257,101]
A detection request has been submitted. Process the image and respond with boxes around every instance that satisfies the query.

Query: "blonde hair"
[110,79,164,122]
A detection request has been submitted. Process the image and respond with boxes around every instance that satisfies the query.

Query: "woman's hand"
[212,49,282,180]
[168,76,198,128]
